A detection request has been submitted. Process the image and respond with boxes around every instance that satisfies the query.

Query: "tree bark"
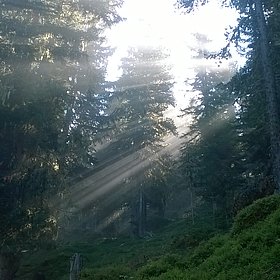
[0,251,20,280]
[70,253,82,280]
[138,189,146,238]
[254,0,280,192]
[190,187,195,225]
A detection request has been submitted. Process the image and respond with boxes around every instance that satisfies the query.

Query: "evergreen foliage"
[0,0,122,251]
[2,0,280,278]
[180,35,240,224]
[108,46,176,151]
[15,195,280,280]
[179,0,280,193]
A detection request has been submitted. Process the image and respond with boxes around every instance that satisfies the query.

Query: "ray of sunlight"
[58,0,245,225]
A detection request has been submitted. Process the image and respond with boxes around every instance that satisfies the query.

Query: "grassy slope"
[136,195,280,280]
[17,215,214,279]
[17,195,280,280]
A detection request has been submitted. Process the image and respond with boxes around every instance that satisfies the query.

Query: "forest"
[0,0,280,279]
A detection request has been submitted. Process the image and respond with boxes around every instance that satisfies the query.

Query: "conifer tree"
[109,46,176,152]
[0,0,122,271]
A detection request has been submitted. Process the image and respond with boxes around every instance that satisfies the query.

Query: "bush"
[232,195,280,235]
[186,235,227,267]
[137,254,183,279]
[81,265,132,280]
[170,227,214,250]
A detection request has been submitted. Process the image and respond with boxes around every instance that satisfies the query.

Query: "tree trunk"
[157,196,166,218]
[254,0,280,192]
[70,253,82,280]
[211,195,217,229]
[138,189,146,238]
[190,187,195,225]
[0,251,20,280]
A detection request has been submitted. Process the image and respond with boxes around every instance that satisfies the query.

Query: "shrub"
[81,265,132,280]
[232,195,280,235]
[137,254,183,278]
[186,235,227,267]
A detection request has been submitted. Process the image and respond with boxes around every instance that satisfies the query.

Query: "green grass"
[133,195,280,280]
[17,233,176,279]
[17,216,213,279]
[17,195,280,280]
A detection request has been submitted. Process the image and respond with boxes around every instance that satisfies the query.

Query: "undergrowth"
[132,195,280,280]
[17,195,280,280]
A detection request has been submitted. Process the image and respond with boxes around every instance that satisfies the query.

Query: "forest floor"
[17,195,280,280]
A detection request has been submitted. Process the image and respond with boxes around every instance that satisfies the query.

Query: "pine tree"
[104,46,176,237]
[178,0,280,192]
[108,46,176,152]
[180,35,240,226]
[0,0,122,269]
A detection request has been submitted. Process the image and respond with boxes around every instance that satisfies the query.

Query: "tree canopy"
[0,0,122,251]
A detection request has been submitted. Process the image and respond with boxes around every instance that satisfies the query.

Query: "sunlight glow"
[96,208,126,232]
[57,1,246,232]
[68,131,184,212]
[106,0,241,107]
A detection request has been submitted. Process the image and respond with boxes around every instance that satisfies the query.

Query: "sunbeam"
[57,0,242,235]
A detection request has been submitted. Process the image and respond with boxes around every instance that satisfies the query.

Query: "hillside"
[17,195,280,279]
[134,195,280,280]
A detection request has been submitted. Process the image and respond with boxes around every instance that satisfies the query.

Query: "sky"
[105,0,244,107]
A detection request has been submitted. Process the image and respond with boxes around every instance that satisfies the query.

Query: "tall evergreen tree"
[0,0,122,275]
[180,34,241,226]
[105,46,176,237]
[178,0,280,192]
[108,46,176,152]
